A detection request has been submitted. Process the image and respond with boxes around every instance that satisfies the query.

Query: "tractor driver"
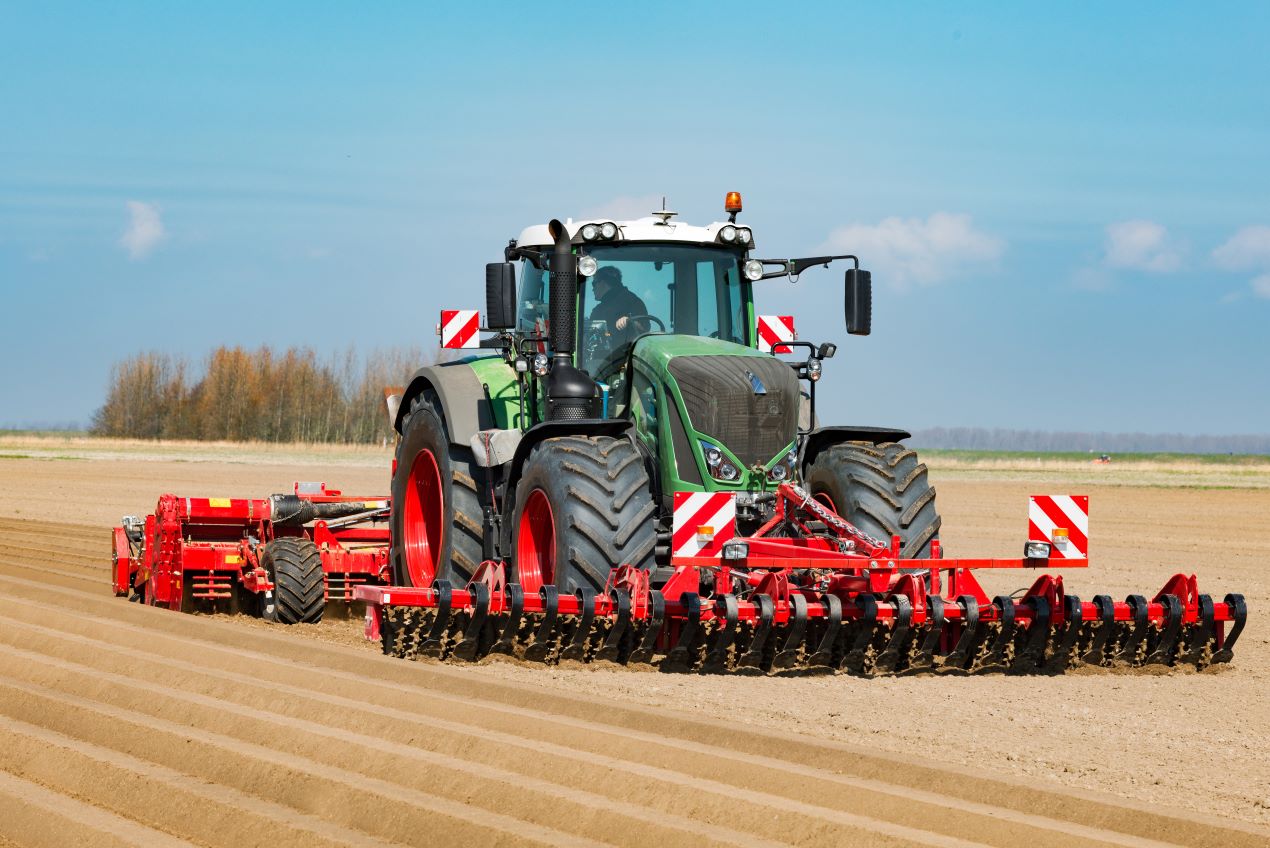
[588,266,650,374]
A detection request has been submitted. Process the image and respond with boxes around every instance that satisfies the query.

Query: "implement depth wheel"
[805,441,941,559]
[511,435,656,594]
[390,396,487,588]
[261,537,325,624]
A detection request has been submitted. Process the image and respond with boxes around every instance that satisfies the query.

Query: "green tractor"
[389,195,940,595]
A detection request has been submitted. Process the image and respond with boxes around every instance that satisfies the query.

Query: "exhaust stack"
[545,219,597,420]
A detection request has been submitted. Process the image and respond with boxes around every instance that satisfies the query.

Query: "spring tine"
[873,595,912,674]
[596,589,632,663]
[1011,596,1050,673]
[907,595,945,674]
[806,594,843,671]
[737,594,775,672]
[975,596,1016,673]
[418,580,454,659]
[1080,595,1116,666]
[628,590,665,665]
[941,595,980,671]
[1212,593,1247,664]
[524,585,560,663]
[1177,594,1215,667]
[401,609,425,659]
[1112,595,1149,665]
[703,594,740,673]
[1045,595,1083,672]
[489,583,524,656]
[559,586,597,662]
[1146,594,1183,666]
[772,594,810,672]
[664,592,703,671]
[842,595,879,675]
[451,582,491,662]
[380,606,400,656]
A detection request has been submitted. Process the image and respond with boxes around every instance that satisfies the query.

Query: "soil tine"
[1045,595,1082,673]
[771,593,809,672]
[907,594,945,674]
[805,594,842,672]
[628,590,665,666]
[736,594,774,673]
[703,594,740,673]
[1115,595,1149,665]
[1080,595,1115,666]
[451,582,490,662]
[1177,593,1215,667]
[664,592,703,672]
[1212,593,1247,664]
[872,595,911,674]
[940,595,980,671]
[595,588,632,663]
[842,595,879,675]
[975,596,1016,673]
[523,585,560,663]
[1011,596,1050,673]
[559,586,597,662]
[418,580,453,659]
[489,583,524,657]
[1146,593,1183,666]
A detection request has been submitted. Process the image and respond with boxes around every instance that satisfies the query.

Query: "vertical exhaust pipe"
[545,219,597,420]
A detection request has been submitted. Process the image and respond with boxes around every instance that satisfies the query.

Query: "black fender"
[499,419,635,552]
[395,360,500,445]
[800,425,913,470]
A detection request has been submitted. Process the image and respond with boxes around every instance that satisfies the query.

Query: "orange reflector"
[697,525,715,539]
[725,191,743,213]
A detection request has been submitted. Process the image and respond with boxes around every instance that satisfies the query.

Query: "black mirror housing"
[485,262,517,330]
[844,268,872,336]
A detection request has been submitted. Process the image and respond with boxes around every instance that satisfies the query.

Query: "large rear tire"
[262,537,325,624]
[804,441,941,558]
[510,436,656,594]
[390,396,486,588]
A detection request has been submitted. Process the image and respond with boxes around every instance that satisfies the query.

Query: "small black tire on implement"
[511,435,656,594]
[390,396,486,588]
[261,536,325,624]
[805,441,941,558]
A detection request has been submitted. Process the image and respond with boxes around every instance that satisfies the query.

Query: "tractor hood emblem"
[745,370,767,395]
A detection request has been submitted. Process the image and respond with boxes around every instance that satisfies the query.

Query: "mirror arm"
[755,254,859,280]
[506,243,548,270]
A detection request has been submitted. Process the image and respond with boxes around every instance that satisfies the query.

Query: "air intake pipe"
[545,219,598,420]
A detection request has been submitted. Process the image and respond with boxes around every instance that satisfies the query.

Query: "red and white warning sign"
[1028,495,1089,559]
[672,491,737,558]
[439,310,480,349]
[756,315,795,354]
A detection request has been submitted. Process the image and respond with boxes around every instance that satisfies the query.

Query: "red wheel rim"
[516,489,555,593]
[814,491,838,514]
[403,448,444,586]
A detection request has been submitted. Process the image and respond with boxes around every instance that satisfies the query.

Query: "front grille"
[667,355,798,467]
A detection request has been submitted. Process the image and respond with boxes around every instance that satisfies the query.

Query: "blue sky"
[2,2,1268,433]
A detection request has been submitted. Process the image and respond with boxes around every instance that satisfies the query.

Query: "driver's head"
[593,265,621,299]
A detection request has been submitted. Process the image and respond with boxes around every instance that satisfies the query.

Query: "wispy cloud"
[820,212,1003,289]
[1252,274,1270,300]
[119,200,165,260]
[1213,225,1270,271]
[1103,219,1183,272]
[580,195,667,221]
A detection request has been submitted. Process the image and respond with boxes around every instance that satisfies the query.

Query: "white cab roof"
[515,215,751,249]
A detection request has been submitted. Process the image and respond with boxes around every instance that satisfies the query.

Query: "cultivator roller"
[357,485,1246,675]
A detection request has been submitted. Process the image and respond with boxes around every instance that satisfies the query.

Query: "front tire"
[390,397,486,588]
[510,436,656,593]
[262,537,325,624]
[805,441,941,558]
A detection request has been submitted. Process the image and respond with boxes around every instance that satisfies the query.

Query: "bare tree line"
[92,346,432,443]
[912,427,1270,455]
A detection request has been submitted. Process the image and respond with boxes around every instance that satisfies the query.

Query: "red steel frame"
[113,484,391,611]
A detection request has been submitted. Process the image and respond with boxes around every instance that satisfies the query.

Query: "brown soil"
[0,452,1267,847]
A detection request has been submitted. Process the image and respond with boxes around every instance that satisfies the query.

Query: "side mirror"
[485,262,517,329]
[844,268,872,336]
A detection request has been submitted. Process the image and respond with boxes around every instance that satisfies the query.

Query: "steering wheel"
[625,315,666,332]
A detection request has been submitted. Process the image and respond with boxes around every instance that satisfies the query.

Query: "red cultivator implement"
[113,483,391,624]
[356,485,1245,675]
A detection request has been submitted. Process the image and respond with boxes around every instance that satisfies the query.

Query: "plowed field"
[0,451,1267,847]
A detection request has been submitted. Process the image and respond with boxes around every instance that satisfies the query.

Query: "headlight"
[705,447,722,467]
[744,259,764,281]
[767,446,798,483]
[720,225,737,242]
[719,462,739,481]
[806,358,822,382]
[581,223,599,240]
[700,439,740,481]
[737,227,752,245]
[578,255,598,276]
[531,353,550,377]
[600,221,618,239]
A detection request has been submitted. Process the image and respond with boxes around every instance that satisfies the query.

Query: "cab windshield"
[574,243,747,378]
